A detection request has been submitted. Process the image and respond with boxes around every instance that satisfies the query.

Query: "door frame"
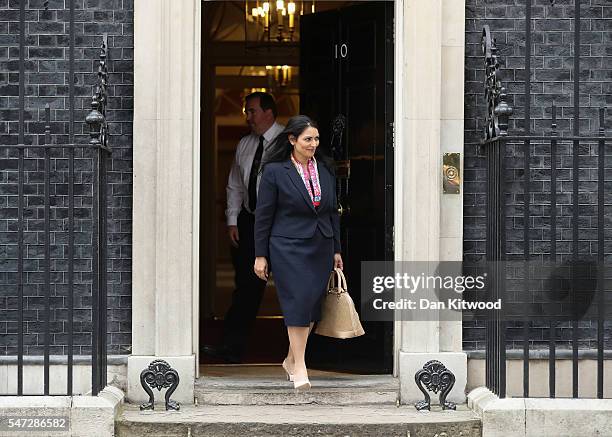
[392,0,404,378]
[195,0,405,376]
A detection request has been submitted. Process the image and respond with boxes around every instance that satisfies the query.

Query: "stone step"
[195,375,400,406]
[116,404,482,437]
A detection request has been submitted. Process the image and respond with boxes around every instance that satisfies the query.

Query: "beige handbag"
[314,268,365,339]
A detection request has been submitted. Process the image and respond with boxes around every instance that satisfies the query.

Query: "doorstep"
[195,373,400,406]
[115,403,482,437]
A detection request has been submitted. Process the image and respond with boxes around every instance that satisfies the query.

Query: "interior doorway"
[200,0,394,374]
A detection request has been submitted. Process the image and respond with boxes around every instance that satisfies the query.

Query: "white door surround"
[129,0,466,405]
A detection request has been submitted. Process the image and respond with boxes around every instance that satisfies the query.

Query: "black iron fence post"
[482,26,511,398]
[67,0,76,397]
[16,0,26,398]
[86,34,110,396]
[43,105,51,395]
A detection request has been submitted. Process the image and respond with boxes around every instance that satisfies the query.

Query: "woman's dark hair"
[261,115,335,173]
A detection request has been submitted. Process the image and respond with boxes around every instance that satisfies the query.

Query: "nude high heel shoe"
[293,376,311,392]
[282,359,294,382]
[293,368,311,392]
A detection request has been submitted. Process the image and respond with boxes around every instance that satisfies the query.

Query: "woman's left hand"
[334,253,343,270]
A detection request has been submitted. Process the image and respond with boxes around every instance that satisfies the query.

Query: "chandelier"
[245,65,293,96]
[245,1,316,43]
[267,65,292,87]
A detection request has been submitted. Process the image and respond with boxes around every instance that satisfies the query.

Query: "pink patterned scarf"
[291,154,321,207]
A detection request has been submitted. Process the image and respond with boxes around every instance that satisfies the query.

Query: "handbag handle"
[327,267,347,292]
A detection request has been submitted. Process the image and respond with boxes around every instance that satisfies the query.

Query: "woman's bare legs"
[285,322,314,380]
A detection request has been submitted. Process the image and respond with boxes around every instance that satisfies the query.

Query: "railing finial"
[85,34,109,148]
[494,88,513,136]
[482,26,513,140]
[551,102,558,136]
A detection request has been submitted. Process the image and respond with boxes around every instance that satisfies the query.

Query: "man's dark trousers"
[223,208,267,358]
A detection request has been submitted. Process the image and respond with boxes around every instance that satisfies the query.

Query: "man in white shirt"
[202,92,284,363]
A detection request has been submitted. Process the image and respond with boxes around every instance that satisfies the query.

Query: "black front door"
[300,1,394,373]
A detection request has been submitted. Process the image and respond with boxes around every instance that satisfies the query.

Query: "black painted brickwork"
[2,0,610,358]
[0,0,133,355]
[464,0,612,351]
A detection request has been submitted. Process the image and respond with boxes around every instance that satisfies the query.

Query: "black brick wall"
[2,0,610,357]
[464,0,612,351]
[0,0,133,355]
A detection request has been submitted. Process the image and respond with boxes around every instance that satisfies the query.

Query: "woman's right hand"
[254,256,269,281]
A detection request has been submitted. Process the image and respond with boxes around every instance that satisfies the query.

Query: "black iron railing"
[0,0,110,396]
[481,3,612,399]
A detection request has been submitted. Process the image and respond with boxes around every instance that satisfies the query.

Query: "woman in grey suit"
[253,115,343,391]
